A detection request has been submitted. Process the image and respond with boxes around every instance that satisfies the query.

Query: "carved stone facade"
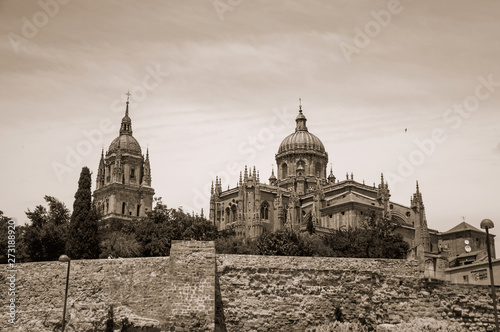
[209,102,482,264]
[93,98,154,223]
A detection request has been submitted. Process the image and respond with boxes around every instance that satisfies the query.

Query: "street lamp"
[58,254,71,332]
[481,219,499,332]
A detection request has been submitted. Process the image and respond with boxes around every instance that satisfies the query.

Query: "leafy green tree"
[67,167,100,259]
[23,196,70,261]
[129,199,219,257]
[321,212,409,259]
[257,229,313,256]
[215,233,259,255]
[0,211,13,264]
[100,231,142,258]
[306,219,315,235]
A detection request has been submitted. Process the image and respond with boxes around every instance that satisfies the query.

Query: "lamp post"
[58,254,71,332]
[481,219,499,332]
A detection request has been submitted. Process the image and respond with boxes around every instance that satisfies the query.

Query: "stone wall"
[0,240,215,332]
[2,242,499,331]
[216,255,499,331]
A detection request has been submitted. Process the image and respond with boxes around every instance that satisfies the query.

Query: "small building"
[446,258,500,285]
[439,221,495,261]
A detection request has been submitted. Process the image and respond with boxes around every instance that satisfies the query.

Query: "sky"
[1,0,500,247]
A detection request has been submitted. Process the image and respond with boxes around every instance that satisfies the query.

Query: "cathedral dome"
[278,130,325,154]
[277,107,325,155]
[107,97,142,156]
[108,134,142,155]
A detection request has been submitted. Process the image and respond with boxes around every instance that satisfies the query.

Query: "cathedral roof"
[277,105,326,155]
[108,135,142,155]
[108,95,142,156]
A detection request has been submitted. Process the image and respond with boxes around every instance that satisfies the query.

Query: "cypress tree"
[67,167,100,259]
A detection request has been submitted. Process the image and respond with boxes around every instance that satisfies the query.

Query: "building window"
[122,174,125,184]
[463,275,469,283]
[315,162,321,177]
[231,204,237,222]
[282,163,288,179]
[261,201,269,220]
[131,168,136,180]
[122,202,126,215]
[137,204,141,216]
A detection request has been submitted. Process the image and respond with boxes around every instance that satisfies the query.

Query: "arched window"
[122,202,126,214]
[261,201,269,220]
[315,162,321,177]
[282,163,288,179]
[231,204,237,222]
[225,207,230,222]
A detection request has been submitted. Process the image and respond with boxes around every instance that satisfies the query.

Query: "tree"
[0,211,13,264]
[67,167,100,259]
[256,229,313,256]
[306,219,315,235]
[22,196,70,261]
[321,212,409,259]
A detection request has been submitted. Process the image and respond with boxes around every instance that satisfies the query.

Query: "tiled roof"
[442,221,483,235]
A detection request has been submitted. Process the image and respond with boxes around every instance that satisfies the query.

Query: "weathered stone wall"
[2,243,499,331]
[0,240,215,332]
[216,255,499,331]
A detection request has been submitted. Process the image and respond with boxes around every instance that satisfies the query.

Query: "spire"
[142,147,152,186]
[244,165,248,181]
[257,170,260,183]
[328,166,335,184]
[416,180,420,194]
[125,91,130,117]
[295,99,308,132]
[239,171,243,186]
[269,165,277,185]
[211,181,214,195]
[120,91,133,135]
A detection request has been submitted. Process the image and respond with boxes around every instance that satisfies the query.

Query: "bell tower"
[93,93,155,223]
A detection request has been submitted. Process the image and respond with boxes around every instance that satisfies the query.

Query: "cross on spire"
[299,97,302,111]
[126,91,131,103]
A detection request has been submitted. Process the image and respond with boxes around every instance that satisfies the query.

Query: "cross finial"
[299,97,302,111]
[126,91,131,103]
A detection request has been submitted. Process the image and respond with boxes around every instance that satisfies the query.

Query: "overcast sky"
[1,1,500,244]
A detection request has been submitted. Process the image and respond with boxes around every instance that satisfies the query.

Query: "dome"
[277,108,325,155]
[278,131,325,154]
[108,134,142,155]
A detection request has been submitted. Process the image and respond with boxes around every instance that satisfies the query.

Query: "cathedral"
[93,95,155,223]
[89,95,495,279]
[208,102,495,266]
